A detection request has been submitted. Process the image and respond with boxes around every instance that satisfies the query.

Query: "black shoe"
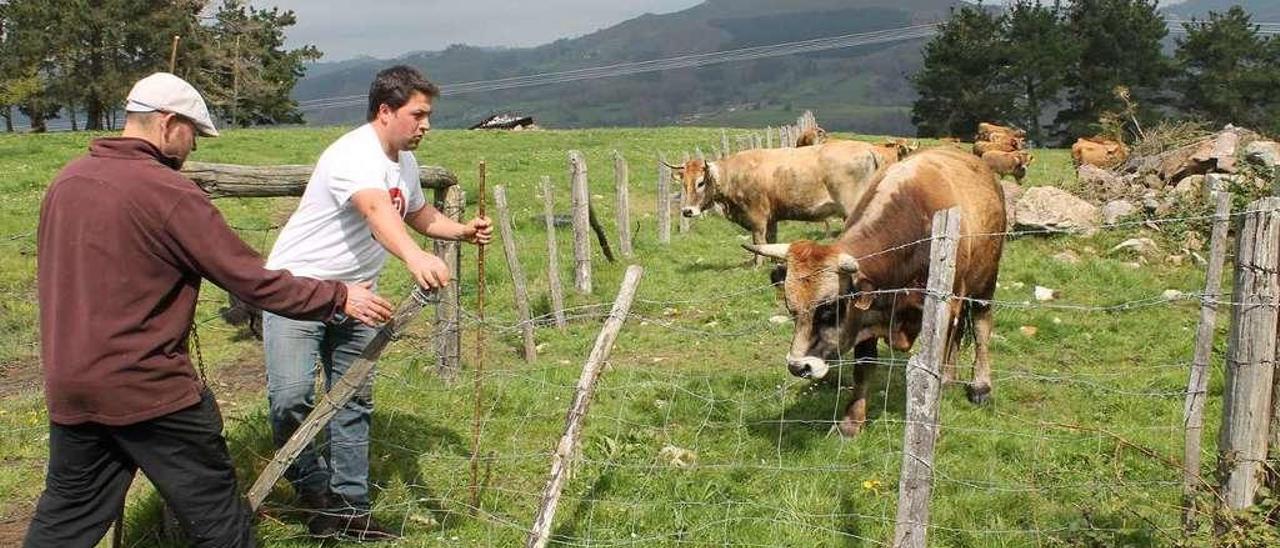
[307,508,400,542]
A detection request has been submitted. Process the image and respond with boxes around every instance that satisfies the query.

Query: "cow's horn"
[661,159,684,170]
[837,253,859,274]
[742,243,790,260]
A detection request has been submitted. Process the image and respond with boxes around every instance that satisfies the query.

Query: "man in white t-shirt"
[263,65,491,541]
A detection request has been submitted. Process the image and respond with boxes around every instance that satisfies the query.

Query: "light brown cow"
[981,150,1034,183]
[1072,137,1129,168]
[673,141,885,265]
[972,133,1024,156]
[977,122,1026,142]
[746,148,1006,437]
[795,126,828,147]
[873,139,919,164]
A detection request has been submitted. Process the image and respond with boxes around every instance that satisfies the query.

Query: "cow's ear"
[769,265,787,286]
[853,278,875,311]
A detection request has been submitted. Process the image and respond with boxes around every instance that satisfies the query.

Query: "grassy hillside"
[0,126,1233,546]
[295,0,964,133]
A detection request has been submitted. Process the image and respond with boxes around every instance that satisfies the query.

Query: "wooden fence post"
[569,151,592,294]
[892,207,961,548]
[433,186,464,380]
[678,152,691,234]
[721,129,730,157]
[525,266,644,548]
[1217,197,1280,511]
[494,185,537,362]
[657,154,672,245]
[613,151,633,258]
[1182,189,1232,532]
[766,127,774,148]
[542,177,567,330]
[247,289,440,511]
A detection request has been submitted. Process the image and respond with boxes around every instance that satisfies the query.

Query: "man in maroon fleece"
[24,72,394,548]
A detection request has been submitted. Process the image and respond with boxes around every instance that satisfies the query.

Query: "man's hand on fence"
[405,249,452,290]
[343,281,393,326]
[462,216,493,245]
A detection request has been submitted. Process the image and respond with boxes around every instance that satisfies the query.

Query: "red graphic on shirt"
[389,188,407,217]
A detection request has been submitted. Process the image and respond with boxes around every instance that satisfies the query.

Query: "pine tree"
[1056,0,1170,140]
[1003,0,1074,146]
[1175,6,1280,135]
[911,4,1014,139]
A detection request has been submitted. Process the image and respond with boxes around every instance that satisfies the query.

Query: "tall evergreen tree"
[910,4,1013,139]
[1175,6,1280,135]
[1056,0,1170,140]
[1003,0,1074,145]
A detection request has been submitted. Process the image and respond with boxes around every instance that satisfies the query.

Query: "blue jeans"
[263,312,377,509]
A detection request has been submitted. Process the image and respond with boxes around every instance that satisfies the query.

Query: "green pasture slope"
[0,127,1227,546]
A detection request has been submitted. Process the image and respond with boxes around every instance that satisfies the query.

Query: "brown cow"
[972,133,1024,156]
[746,148,1006,437]
[982,150,1034,183]
[795,126,828,147]
[1072,137,1129,168]
[873,139,919,164]
[673,141,884,265]
[977,122,1026,142]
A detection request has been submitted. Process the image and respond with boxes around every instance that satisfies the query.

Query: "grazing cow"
[972,134,1024,156]
[981,150,1034,183]
[977,122,1026,142]
[795,126,828,147]
[746,148,1006,437]
[873,139,919,164]
[1072,137,1129,168]
[673,141,885,265]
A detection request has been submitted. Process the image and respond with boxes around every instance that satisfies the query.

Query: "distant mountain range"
[293,0,967,134]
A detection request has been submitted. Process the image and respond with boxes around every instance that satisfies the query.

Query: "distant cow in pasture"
[671,141,886,265]
[1072,136,1129,168]
[747,148,1006,437]
[981,150,1034,183]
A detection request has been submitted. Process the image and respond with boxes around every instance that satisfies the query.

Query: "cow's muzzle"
[786,355,830,380]
[681,206,701,218]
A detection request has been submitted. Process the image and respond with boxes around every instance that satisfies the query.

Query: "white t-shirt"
[266,123,426,283]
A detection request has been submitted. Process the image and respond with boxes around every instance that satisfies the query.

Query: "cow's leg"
[966,304,995,405]
[838,338,877,438]
[940,299,962,384]
[765,220,778,244]
[750,225,769,267]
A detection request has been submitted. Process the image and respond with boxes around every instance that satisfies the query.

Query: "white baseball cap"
[125,72,220,137]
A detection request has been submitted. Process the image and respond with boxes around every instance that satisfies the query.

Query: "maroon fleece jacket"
[37,137,347,425]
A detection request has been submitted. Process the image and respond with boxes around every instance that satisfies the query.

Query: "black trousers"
[23,389,255,548]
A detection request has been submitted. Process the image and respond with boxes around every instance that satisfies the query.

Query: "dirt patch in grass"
[0,355,41,400]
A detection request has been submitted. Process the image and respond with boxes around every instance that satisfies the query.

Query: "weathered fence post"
[569,151,592,294]
[541,177,567,330]
[433,185,464,380]
[892,207,961,548]
[678,152,691,234]
[657,154,672,245]
[1217,197,1280,512]
[766,126,774,148]
[1182,189,1232,532]
[721,129,730,157]
[613,151,633,258]
[248,289,440,511]
[494,185,537,362]
[526,266,644,548]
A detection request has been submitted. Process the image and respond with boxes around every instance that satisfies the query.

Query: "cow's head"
[667,158,718,218]
[1012,150,1034,178]
[746,240,864,380]
[795,127,828,147]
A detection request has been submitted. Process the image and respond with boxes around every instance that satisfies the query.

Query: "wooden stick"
[678,152,690,234]
[542,177,567,330]
[657,154,671,245]
[614,151,633,258]
[494,185,537,362]
[469,160,488,512]
[246,288,439,510]
[169,35,180,73]
[1182,188,1231,533]
[1218,197,1280,512]
[569,151,592,294]
[525,266,644,548]
[892,208,960,548]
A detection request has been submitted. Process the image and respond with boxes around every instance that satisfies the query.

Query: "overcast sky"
[249,0,1192,62]
[248,1,704,62]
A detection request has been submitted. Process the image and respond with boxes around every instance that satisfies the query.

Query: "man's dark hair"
[366,65,439,122]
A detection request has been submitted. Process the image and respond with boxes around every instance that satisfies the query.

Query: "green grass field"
[0,127,1232,546]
